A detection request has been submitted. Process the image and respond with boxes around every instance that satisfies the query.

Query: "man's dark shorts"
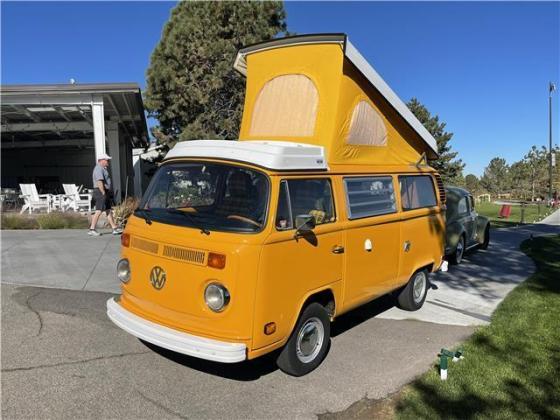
[93,189,113,211]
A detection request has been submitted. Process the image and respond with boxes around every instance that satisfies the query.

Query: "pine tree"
[481,157,510,196]
[407,98,465,184]
[145,1,288,148]
[465,174,481,195]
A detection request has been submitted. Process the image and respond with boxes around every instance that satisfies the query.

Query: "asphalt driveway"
[1,216,558,418]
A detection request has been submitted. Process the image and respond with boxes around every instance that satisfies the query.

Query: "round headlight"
[204,283,230,312]
[117,258,131,283]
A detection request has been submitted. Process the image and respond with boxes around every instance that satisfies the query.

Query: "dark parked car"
[445,186,490,264]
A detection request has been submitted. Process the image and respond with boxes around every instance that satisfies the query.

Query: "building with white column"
[1,83,149,201]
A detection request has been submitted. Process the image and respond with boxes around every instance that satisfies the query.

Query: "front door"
[253,177,344,350]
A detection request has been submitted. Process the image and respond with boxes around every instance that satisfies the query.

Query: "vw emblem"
[150,266,166,290]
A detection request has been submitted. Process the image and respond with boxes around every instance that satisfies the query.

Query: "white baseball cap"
[97,153,112,161]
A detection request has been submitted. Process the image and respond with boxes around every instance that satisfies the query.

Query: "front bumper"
[106,298,247,363]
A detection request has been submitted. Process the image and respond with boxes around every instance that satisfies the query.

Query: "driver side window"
[275,178,335,230]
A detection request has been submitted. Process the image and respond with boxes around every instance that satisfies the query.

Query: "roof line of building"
[0,82,143,95]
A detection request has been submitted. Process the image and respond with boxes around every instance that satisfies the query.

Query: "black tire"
[479,225,490,250]
[276,302,330,377]
[397,270,429,311]
[449,234,465,265]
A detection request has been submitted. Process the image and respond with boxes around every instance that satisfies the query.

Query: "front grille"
[433,173,446,205]
[163,245,206,265]
[130,236,159,254]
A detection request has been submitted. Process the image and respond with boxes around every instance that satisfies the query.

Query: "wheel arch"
[287,287,336,339]
[476,217,490,243]
[446,221,466,249]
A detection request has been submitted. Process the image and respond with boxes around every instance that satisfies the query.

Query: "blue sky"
[2,1,558,176]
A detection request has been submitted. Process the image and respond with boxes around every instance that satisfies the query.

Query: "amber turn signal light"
[121,233,130,247]
[264,322,276,335]
[208,252,226,269]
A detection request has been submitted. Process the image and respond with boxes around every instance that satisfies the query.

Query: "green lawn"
[396,235,560,419]
[476,202,554,228]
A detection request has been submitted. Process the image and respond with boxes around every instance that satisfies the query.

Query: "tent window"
[346,100,387,146]
[249,74,318,137]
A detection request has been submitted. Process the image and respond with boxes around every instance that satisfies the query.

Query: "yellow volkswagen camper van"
[107,34,446,376]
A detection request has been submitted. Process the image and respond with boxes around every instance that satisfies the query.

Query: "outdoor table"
[51,194,70,212]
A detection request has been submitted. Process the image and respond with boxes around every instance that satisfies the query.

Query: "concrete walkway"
[1,229,121,293]
[539,207,560,225]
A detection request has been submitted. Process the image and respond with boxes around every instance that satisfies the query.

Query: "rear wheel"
[276,302,330,376]
[450,235,465,265]
[397,270,428,311]
[479,225,490,250]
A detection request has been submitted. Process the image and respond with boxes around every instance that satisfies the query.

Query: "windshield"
[138,162,269,233]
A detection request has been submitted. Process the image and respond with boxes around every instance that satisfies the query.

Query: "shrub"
[36,212,69,229]
[61,212,90,229]
[0,214,39,229]
[112,197,140,227]
[36,212,89,229]
[1,212,89,230]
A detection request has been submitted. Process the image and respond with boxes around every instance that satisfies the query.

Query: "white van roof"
[164,140,327,171]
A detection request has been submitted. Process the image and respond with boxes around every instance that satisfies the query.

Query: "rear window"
[344,176,396,219]
[399,175,437,210]
[458,197,469,215]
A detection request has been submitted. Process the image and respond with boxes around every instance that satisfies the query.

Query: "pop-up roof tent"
[234,34,438,169]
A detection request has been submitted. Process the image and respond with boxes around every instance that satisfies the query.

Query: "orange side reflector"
[264,322,276,335]
[121,233,130,247]
[208,252,226,269]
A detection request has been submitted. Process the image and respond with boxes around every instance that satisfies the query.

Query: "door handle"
[332,245,345,254]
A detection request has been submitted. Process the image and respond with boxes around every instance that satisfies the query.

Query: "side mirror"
[295,214,315,236]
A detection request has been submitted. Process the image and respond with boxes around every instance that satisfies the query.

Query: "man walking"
[88,154,122,236]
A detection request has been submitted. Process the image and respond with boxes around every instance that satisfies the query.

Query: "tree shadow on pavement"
[428,223,559,303]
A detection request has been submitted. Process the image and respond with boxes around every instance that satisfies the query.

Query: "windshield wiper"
[134,208,152,225]
[166,209,210,235]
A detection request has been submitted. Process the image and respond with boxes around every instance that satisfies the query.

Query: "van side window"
[276,179,335,229]
[276,181,293,230]
[344,176,396,219]
[399,175,437,210]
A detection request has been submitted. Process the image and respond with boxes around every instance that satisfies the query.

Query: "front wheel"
[276,302,330,376]
[397,270,429,311]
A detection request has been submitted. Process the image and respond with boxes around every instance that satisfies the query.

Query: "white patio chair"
[62,184,92,213]
[19,184,51,214]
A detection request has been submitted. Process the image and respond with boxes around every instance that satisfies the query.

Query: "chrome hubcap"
[413,272,426,304]
[456,240,464,262]
[296,317,324,363]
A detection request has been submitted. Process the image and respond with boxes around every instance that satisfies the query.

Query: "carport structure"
[1,83,149,201]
